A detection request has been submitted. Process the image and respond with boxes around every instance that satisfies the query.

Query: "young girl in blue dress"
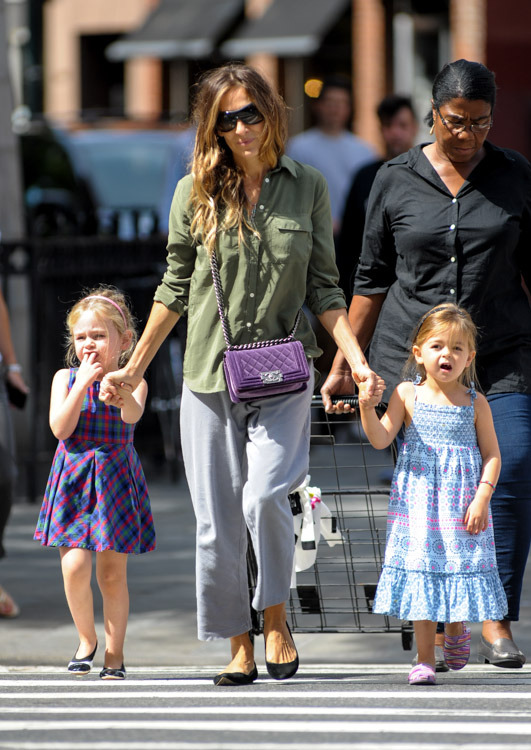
[34,287,155,680]
[359,303,507,685]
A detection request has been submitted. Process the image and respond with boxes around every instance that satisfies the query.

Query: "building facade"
[37,0,531,158]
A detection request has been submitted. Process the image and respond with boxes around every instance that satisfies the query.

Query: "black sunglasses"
[217,103,264,132]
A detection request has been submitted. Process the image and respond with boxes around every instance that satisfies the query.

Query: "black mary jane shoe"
[67,642,98,675]
[213,663,258,687]
[100,663,126,680]
[265,622,299,681]
[478,635,526,668]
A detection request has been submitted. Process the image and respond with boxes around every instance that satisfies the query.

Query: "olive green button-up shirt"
[154,155,346,393]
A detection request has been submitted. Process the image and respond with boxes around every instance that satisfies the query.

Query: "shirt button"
[259,204,265,210]
[246,322,252,328]
[450,256,456,263]
[265,178,270,183]
[249,292,255,298]
[452,198,457,204]
[450,288,455,295]
[449,224,456,230]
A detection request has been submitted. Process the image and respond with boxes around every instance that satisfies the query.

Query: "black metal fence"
[0,236,183,502]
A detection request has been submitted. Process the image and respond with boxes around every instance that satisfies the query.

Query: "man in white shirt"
[287,76,376,237]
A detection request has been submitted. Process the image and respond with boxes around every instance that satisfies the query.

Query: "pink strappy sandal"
[444,623,471,670]
[408,662,436,685]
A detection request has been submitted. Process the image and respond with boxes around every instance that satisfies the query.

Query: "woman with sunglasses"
[101,63,382,684]
[322,58,531,671]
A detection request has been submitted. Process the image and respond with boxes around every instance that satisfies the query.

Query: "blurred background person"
[287,76,376,239]
[0,288,29,617]
[287,76,376,374]
[338,95,418,295]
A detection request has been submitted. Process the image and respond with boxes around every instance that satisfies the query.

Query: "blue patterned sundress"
[373,384,507,622]
[34,369,156,554]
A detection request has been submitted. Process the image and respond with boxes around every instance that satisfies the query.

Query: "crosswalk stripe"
[2,705,531,718]
[2,744,531,750]
[1,688,531,700]
[0,662,516,679]
[1,720,531,735]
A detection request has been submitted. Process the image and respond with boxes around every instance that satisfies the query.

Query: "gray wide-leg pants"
[180,372,314,641]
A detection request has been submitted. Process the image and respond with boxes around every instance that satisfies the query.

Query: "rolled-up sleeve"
[153,176,196,316]
[305,171,346,314]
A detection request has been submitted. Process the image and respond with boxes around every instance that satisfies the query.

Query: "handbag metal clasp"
[260,370,284,384]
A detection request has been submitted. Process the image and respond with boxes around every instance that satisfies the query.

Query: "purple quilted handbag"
[224,339,309,403]
[211,252,310,403]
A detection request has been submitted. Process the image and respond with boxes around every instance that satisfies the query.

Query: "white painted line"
[0,660,516,677]
[0,744,529,750]
[1,720,531,735]
[2,705,531,719]
[1,689,531,701]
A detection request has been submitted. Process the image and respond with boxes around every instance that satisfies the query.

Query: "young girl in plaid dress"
[35,287,155,680]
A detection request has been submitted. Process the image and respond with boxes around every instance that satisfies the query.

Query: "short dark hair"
[377,95,416,124]
[318,74,351,100]
[425,59,497,127]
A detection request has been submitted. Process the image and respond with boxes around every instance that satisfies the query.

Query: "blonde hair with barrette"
[65,285,137,368]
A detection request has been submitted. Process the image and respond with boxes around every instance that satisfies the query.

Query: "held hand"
[357,380,381,409]
[464,497,489,535]
[352,365,385,401]
[102,390,125,408]
[99,367,139,404]
[77,352,104,389]
[320,369,357,414]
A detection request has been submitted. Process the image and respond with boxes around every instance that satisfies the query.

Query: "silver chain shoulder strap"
[209,250,301,351]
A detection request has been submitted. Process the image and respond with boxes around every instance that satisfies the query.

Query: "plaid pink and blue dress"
[34,369,155,554]
[373,385,507,622]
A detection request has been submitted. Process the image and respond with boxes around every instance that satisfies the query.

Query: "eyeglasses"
[217,103,264,132]
[436,106,493,135]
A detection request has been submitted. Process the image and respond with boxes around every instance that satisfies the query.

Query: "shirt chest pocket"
[266,216,313,265]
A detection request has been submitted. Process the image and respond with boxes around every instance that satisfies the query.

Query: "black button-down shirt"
[354,142,531,399]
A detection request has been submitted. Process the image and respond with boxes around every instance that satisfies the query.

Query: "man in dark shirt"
[337,96,418,297]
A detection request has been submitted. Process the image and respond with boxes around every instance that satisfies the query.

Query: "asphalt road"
[1,433,531,748]
[1,663,531,749]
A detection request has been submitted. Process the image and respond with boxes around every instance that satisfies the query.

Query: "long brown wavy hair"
[189,63,288,255]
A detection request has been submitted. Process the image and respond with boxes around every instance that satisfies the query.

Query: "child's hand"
[464,497,489,535]
[99,381,131,406]
[103,391,125,408]
[76,352,104,389]
[358,380,382,409]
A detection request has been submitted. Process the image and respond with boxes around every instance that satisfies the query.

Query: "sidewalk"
[1,472,531,669]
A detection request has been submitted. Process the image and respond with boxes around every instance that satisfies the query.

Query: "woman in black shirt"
[323,59,531,669]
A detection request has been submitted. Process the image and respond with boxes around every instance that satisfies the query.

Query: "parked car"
[64,128,195,238]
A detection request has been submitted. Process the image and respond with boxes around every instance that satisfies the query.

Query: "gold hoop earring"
[429,124,435,135]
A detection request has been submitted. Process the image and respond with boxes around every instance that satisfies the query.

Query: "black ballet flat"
[265,622,299,680]
[100,663,126,680]
[213,663,258,686]
[67,642,98,675]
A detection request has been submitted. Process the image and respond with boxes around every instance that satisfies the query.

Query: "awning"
[221,0,349,58]
[106,0,243,61]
